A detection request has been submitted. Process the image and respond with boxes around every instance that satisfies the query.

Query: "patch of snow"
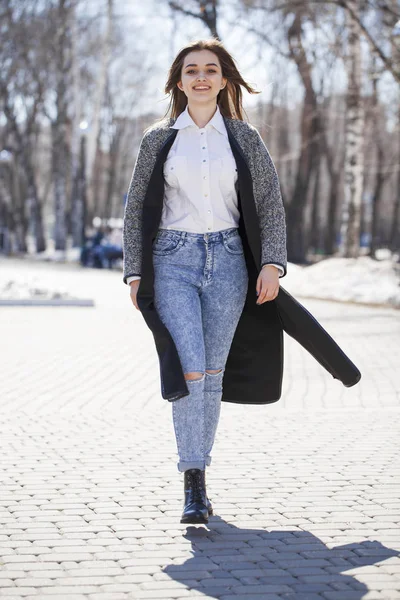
[0,271,83,301]
[283,257,400,308]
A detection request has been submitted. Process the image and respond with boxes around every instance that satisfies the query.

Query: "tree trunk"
[0,165,13,254]
[319,99,343,256]
[1,95,45,253]
[389,99,400,253]
[325,182,340,255]
[369,69,385,257]
[12,161,28,253]
[52,119,69,251]
[339,0,364,258]
[103,121,122,218]
[200,0,219,38]
[86,0,113,222]
[70,0,83,247]
[52,0,72,251]
[16,146,45,253]
[169,0,220,39]
[285,10,321,263]
[369,146,385,256]
[309,155,321,254]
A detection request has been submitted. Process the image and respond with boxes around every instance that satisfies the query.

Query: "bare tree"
[168,0,220,38]
[49,0,74,251]
[86,0,114,223]
[70,0,85,247]
[284,7,322,262]
[339,0,364,257]
[0,0,47,253]
[390,98,400,252]
[250,0,400,82]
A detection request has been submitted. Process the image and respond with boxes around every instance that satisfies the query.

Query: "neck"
[187,102,218,128]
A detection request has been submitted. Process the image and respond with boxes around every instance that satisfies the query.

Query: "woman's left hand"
[256,265,280,304]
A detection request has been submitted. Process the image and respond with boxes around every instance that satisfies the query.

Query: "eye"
[185,69,218,74]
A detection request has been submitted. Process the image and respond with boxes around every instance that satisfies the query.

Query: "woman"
[122,39,360,525]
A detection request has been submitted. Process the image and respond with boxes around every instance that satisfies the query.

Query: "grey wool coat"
[123,114,361,404]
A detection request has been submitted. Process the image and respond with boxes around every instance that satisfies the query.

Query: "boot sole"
[180,514,209,524]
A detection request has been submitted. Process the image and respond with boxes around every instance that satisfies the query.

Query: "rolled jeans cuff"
[178,460,206,473]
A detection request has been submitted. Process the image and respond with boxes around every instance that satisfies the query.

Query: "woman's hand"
[129,280,141,310]
[256,265,280,304]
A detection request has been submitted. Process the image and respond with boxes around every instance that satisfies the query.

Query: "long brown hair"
[163,39,260,121]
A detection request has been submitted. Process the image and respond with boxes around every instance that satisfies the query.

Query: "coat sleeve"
[122,130,155,284]
[248,125,287,276]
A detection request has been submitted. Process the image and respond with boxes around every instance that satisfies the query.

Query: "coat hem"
[221,397,281,405]
[166,390,190,402]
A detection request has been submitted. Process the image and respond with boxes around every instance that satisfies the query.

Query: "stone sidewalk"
[0,259,399,599]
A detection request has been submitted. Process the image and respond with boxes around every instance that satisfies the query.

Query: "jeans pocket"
[153,233,183,256]
[222,232,244,255]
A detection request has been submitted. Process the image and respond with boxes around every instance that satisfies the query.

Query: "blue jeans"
[153,228,248,472]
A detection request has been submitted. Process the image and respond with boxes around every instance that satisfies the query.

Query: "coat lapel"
[224,120,262,271]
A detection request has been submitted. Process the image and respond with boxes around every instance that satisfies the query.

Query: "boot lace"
[187,470,204,502]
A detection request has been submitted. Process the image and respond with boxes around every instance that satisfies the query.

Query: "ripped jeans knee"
[184,372,205,383]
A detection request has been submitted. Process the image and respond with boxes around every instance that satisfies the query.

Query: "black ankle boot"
[181,468,209,524]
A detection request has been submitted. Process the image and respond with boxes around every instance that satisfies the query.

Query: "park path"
[0,258,399,599]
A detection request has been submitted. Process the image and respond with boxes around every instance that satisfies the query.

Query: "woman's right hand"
[129,280,141,310]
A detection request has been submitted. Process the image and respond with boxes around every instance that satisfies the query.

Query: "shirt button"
[201,132,204,135]
[202,146,206,149]
[208,227,211,230]
[204,194,208,197]
[208,210,211,214]
[203,176,207,179]
[203,159,206,162]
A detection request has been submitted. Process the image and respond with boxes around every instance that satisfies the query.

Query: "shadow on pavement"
[163,516,398,599]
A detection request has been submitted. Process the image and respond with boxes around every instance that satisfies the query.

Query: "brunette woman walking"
[123,38,287,525]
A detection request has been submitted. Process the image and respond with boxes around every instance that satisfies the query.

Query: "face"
[177,49,227,104]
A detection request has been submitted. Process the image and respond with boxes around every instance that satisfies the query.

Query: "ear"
[221,77,227,90]
[177,81,183,92]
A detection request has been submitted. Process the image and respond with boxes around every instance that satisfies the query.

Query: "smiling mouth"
[193,86,211,91]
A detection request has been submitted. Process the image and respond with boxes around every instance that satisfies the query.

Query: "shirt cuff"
[261,263,284,277]
[126,275,141,285]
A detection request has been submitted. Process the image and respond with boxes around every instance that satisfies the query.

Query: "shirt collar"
[171,104,227,137]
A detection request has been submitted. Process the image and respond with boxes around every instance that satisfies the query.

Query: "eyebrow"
[184,63,219,68]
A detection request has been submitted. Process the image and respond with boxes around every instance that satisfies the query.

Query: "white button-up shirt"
[126,105,283,283]
[160,104,239,233]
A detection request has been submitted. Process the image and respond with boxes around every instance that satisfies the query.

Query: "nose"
[196,72,207,80]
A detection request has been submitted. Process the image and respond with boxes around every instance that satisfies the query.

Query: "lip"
[193,86,211,91]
